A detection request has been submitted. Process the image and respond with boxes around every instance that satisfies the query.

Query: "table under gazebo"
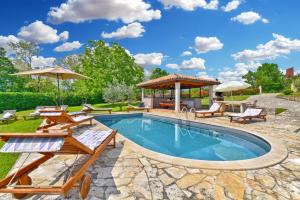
[137,74,220,112]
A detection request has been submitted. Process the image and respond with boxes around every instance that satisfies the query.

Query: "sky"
[0,0,300,82]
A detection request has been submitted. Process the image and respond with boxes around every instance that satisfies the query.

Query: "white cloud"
[31,56,56,69]
[101,22,145,39]
[18,20,68,44]
[195,36,223,53]
[134,53,164,67]
[144,69,151,78]
[181,50,192,56]
[222,0,241,12]
[231,11,269,25]
[48,0,161,24]
[180,57,206,70]
[166,57,207,70]
[232,33,300,62]
[166,63,179,69]
[218,62,260,82]
[0,35,20,56]
[59,31,69,41]
[159,0,218,11]
[197,71,211,78]
[54,41,82,52]
[203,0,218,10]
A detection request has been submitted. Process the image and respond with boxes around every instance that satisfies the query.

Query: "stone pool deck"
[1,108,300,200]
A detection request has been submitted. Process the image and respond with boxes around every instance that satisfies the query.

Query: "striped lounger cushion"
[0,137,64,153]
[75,129,113,151]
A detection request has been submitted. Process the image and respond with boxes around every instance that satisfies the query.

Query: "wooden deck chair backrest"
[244,108,262,116]
[209,103,222,112]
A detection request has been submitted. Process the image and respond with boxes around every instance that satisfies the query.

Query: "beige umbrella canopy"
[12,66,89,105]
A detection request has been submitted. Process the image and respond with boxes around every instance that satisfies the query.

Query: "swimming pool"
[96,114,271,161]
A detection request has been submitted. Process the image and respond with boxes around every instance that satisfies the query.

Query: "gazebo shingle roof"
[137,74,220,89]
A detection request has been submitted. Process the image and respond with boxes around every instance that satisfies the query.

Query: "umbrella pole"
[231,91,234,112]
[57,74,60,106]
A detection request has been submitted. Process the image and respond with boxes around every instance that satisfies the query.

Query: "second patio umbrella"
[12,66,89,105]
[215,81,251,111]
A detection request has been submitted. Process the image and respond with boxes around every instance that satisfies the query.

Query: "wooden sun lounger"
[127,104,150,112]
[37,110,93,132]
[0,129,117,199]
[195,103,224,118]
[0,110,17,124]
[228,108,267,124]
[82,104,112,114]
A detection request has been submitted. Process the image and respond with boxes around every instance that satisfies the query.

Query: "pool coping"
[95,112,288,170]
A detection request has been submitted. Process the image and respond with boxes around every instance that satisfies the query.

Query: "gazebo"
[137,74,220,112]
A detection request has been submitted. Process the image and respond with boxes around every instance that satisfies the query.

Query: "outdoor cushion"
[72,115,91,122]
[209,103,221,112]
[244,108,262,116]
[0,137,64,153]
[3,112,13,119]
[75,129,113,150]
[40,112,63,117]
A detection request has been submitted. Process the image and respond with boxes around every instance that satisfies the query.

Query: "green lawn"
[0,102,140,179]
[201,95,250,107]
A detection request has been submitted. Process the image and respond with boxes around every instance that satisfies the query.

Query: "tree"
[150,68,168,80]
[0,47,25,91]
[103,81,135,110]
[9,41,39,70]
[74,40,144,100]
[243,63,285,92]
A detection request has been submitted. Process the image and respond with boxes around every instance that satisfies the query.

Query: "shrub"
[0,92,103,112]
[283,88,293,95]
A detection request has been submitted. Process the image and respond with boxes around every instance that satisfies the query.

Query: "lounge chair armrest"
[0,132,70,138]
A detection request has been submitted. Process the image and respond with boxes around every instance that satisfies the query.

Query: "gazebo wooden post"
[162,90,165,98]
[189,88,191,98]
[175,82,181,112]
[141,88,144,100]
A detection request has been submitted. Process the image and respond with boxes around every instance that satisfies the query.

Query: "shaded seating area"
[0,129,117,199]
[194,102,225,118]
[82,104,112,114]
[127,103,150,112]
[38,110,93,131]
[228,107,267,124]
[0,110,17,124]
[137,74,220,112]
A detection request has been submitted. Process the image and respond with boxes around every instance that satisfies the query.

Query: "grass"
[275,107,287,115]
[0,102,141,178]
[201,95,250,106]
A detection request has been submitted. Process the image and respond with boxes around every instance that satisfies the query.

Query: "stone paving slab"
[0,106,300,199]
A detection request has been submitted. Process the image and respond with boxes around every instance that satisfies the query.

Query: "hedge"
[0,92,102,112]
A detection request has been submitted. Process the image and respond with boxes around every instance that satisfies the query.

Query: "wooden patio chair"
[82,104,112,114]
[194,103,224,118]
[0,129,117,199]
[228,107,267,124]
[37,110,93,131]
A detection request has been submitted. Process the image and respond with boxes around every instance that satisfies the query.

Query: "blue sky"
[0,0,300,82]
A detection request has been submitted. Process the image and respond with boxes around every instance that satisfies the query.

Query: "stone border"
[96,112,288,170]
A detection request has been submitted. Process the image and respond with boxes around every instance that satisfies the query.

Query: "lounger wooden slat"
[38,110,93,131]
[0,129,117,199]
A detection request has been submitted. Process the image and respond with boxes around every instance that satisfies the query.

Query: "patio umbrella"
[215,81,251,111]
[12,66,89,105]
[215,81,251,93]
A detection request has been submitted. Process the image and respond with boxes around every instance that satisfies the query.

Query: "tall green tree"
[0,47,25,91]
[150,68,168,80]
[9,41,39,70]
[74,40,144,100]
[243,63,285,92]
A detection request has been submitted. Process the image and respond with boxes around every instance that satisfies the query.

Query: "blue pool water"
[96,114,271,161]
